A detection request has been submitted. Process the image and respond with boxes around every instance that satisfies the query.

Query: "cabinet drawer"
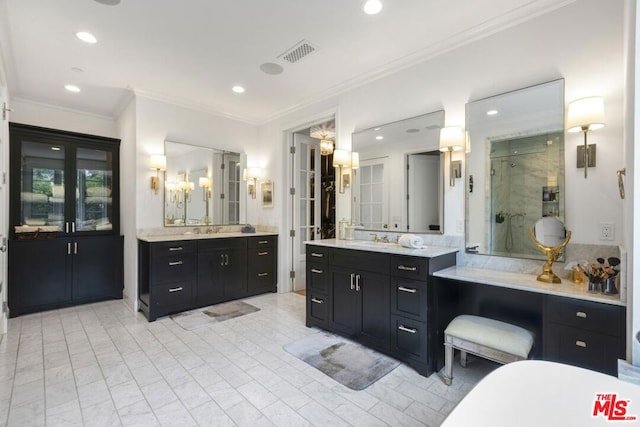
[390,315,427,362]
[390,278,427,322]
[545,296,624,337]
[545,323,622,375]
[150,241,196,257]
[307,262,328,294]
[307,292,329,327]
[248,247,275,267]
[390,255,428,281]
[247,235,276,249]
[198,237,246,252]
[152,253,197,283]
[330,248,389,274]
[153,280,194,311]
[306,245,328,264]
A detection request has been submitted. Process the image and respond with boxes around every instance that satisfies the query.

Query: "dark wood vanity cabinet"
[8,124,123,317]
[305,244,456,376]
[138,234,277,321]
[543,296,625,376]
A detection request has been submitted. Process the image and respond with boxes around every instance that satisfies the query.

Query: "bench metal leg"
[460,350,468,368]
[443,342,453,385]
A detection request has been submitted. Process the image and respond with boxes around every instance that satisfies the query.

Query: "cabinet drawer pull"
[350,273,355,290]
[398,286,417,294]
[258,272,269,277]
[168,261,183,266]
[398,325,417,334]
[258,240,269,244]
[311,269,323,274]
[575,340,587,348]
[397,265,417,272]
[355,274,361,292]
[168,287,183,293]
[169,247,183,252]
[258,251,269,256]
[311,252,324,258]
[67,242,71,254]
[311,298,324,304]
[74,242,78,254]
[576,311,587,318]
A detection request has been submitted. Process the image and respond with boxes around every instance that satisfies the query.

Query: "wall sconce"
[439,126,464,186]
[149,154,166,194]
[244,167,262,199]
[567,96,605,178]
[333,149,351,193]
[199,176,212,224]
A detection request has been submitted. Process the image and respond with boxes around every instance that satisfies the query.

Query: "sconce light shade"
[332,149,350,167]
[351,152,360,170]
[567,97,605,133]
[150,154,167,171]
[439,127,465,152]
[245,167,262,181]
[198,177,210,188]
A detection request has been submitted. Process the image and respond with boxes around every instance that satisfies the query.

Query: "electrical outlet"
[599,222,614,241]
[456,220,464,234]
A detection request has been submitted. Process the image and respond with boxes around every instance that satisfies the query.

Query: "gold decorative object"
[529,227,572,283]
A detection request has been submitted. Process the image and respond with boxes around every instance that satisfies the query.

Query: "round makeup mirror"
[529,217,571,283]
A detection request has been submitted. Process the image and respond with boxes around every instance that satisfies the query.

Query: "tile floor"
[0,292,498,426]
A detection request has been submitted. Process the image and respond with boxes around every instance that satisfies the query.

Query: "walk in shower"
[489,132,564,257]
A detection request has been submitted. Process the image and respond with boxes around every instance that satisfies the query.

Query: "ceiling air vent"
[279,40,318,64]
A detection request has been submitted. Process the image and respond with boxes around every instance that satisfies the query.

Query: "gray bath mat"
[171,301,259,330]
[284,332,399,390]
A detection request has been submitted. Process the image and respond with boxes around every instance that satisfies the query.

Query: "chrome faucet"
[379,235,390,243]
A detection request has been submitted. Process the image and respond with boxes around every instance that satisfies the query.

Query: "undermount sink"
[345,240,399,248]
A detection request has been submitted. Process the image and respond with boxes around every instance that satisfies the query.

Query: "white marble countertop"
[138,231,277,243]
[305,239,458,258]
[434,265,624,306]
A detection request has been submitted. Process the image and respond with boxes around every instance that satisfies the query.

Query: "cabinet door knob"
[311,298,324,304]
[398,325,417,334]
[74,242,78,254]
[168,287,183,293]
[67,242,71,254]
[168,261,183,266]
[355,274,361,292]
[398,286,417,294]
[350,273,355,290]
[311,269,323,274]
[575,340,587,348]
[397,265,417,272]
[576,311,587,318]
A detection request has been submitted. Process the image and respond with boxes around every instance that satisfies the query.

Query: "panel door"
[197,250,225,305]
[329,266,360,336]
[222,247,247,299]
[9,239,71,314]
[73,236,123,301]
[358,270,390,350]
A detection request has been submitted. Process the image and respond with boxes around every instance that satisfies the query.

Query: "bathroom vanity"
[305,239,457,376]
[434,266,625,376]
[138,232,277,321]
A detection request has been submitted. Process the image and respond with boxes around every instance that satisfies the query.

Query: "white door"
[291,133,321,292]
[358,158,388,230]
[0,88,8,334]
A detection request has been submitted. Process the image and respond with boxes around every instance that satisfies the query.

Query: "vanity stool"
[443,314,534,385]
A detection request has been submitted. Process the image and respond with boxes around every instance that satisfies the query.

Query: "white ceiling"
[0,0,572,124]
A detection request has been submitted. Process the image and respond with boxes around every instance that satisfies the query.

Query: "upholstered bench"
[443,314,535,385]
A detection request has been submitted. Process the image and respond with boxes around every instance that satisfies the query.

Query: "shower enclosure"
[489,132,564,257]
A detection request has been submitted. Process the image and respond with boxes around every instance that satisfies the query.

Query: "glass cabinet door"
[19,141,66,231]
[75,147,114,232]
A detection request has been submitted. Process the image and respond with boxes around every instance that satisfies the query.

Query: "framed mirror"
[164,140,245,227]
[351,110,444,233]
[465,79,565,260]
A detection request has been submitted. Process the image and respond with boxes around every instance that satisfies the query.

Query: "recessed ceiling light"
[260,62,284,75]
[487,109,498,116]
[232,86,245,94]
[363,0,383,15]
[375,135,384,140]
[65,84,81,93]
[76,31,97,44]
[406,128,420,133]
[93,0,120,5]
[71,67,84,73]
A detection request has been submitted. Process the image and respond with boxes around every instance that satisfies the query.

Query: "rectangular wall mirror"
[352,110,444,233]
[164,140,246,227]
[465,79,565,259]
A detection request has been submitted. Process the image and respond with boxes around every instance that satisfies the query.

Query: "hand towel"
[398,234,423,249]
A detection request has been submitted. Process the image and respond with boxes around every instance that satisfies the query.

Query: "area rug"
[170,301,260,331]
[283,332,400,390]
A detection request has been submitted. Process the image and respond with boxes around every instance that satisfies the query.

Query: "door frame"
[282,108,339,293]
[0,70,8,334]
